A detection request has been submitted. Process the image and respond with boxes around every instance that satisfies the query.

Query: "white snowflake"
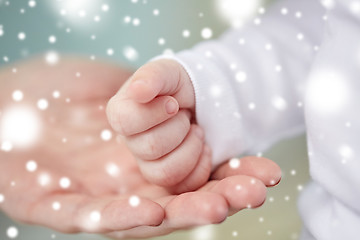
[132,18,140,26]
[350,1,360,14]
[153,9,159,16]
[101,4,109,12]
[12,90,24,102]
[272,96,287,111]
[1,140,13,152]
[307,71,348,113]
[38,173,51,186]
[321,0,335,9]
[265,43,272,51]
[235,71,247,83]
[248,102,256,110]
[339,145,353,158]
[94,15,100,22]
[52,91,60,99]
[275,65,282,72]
[28,0,36,7]
[215,0,261,27]
[281,7,288,15]
[52,201,61,211]
[48,35,57,43]
[158,38,165,45]
[201,28,213,39]
[129,195,140,207]
[45,51,60,65]
[59,177,71,189]
[107,48,114,56]
[37,99,49,110]
[90,211,101,222]
[182,29,190,38]
[105,162,120,177]
[297,33,304,41]
[254,17,261,25]
[209,85,222,97]
[229,158,241,169]
[238,38,246,45]
[18,32,26,40]
[26,160,38,172]
[100,129,112,141]
[7,226,18,239]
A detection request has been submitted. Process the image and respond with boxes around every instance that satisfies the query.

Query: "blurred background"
[0,0,310,239]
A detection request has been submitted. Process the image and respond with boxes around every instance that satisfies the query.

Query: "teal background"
[0,0,310,239]
[0,0,229,68]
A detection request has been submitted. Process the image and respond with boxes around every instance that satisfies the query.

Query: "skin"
[107,59,280,194]
[0,57,281,239]
[107,59,208,193]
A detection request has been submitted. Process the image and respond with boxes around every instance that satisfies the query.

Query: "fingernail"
[194,127,204,140]
[165,99,178,114]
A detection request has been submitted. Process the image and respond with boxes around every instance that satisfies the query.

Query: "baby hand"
[107,59,211,193]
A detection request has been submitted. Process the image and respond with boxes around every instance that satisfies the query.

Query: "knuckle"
[138,162,171,186]
[143,162,181,187]
[136,62,164,80]
[159,165,181,187]
[198,159,212,183]
[178,112,191,133]
[141,133,164,160]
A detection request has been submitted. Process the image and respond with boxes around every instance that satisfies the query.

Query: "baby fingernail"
[165,99,178,114]
[194,127,204,140]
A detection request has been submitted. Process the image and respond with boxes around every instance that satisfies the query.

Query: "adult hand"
[0,57,281,239]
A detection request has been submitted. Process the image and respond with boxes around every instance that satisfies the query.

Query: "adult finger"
[106,175,266,239]
[0,165,81,222]
[0,56,133,103]
[211,156,282,187]
[106,192,228,239]
[205,175,267,214]
[26,193,164,234]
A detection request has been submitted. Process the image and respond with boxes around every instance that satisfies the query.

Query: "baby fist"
[106,59,212,193]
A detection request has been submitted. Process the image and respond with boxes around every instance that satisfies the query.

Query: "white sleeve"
[168,0,326,166]
[298,1,360,239]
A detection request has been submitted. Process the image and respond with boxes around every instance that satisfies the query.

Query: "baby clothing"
[162,0,360,239]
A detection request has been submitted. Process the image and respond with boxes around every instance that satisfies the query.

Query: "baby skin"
[107,59,281,194]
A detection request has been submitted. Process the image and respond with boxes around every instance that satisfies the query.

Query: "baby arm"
[107,0,325,192]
